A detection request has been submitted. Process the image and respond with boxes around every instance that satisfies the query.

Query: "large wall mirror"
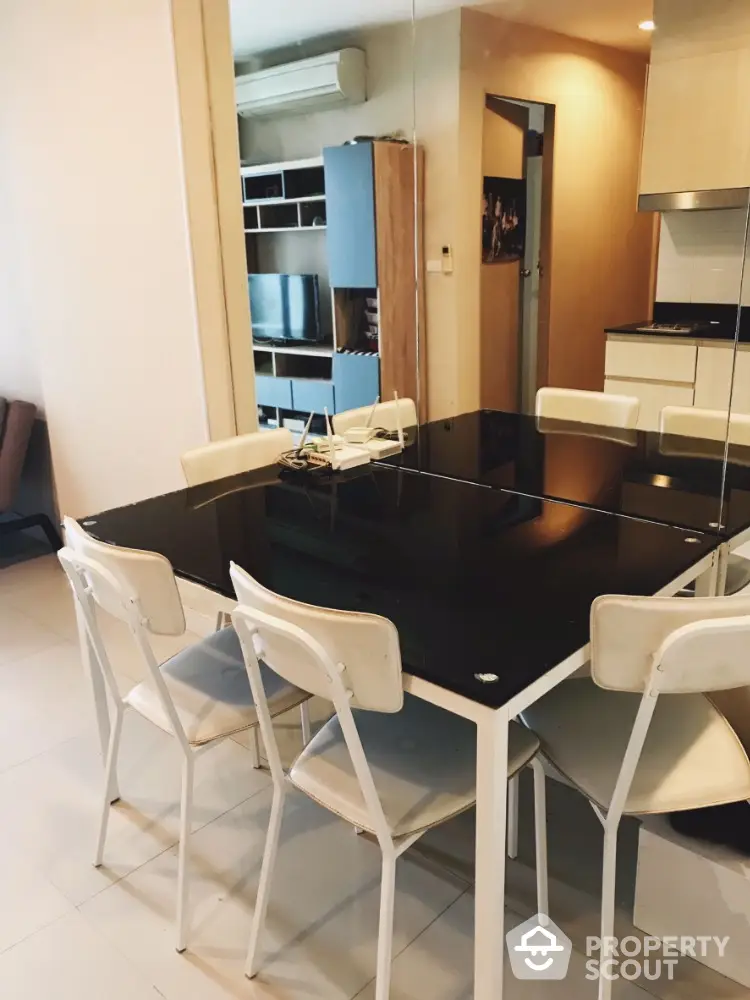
[409,0,749,542]
[229,0,419,448]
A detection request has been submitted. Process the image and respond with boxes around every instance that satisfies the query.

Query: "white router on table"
[322,408,371,471]
[341,393,405,460]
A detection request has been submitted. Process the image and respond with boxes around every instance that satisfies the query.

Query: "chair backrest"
[535,388,640,429]
[660,406,750,447]
[332,398,418,436]
[231,565,404,845]
[58,539,193,749]
[62,517,185,635]
[0,399,36,512]
[591,593,750,694]
[180,427,294,487]
[230,561,402,712]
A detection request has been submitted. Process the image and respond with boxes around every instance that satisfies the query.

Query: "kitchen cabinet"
[640,0,750,195]
[604,334,695,430]
[693,343,735,411]
[604,377,694,431]
[605,335,750,429]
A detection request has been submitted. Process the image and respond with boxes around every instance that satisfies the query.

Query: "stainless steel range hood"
[638,188,750,213]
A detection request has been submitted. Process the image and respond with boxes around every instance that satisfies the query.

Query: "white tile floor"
[0,553,743,999]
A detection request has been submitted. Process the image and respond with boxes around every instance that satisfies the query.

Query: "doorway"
[481,95,554,414]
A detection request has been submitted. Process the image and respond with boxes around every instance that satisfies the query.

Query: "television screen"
[249,273,321,343]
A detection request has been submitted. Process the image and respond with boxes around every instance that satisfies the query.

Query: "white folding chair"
[523,592,750,1000]
[661,406,750,594]
[58,518,310,952]
[180,427,294,487]
[332,397,418,437]
[536,387,640,429]
[230,561,549,1000]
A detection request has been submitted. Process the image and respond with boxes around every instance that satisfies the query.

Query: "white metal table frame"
[76,545,721,1000]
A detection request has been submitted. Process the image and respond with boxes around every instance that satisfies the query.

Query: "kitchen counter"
[605,321,737,342]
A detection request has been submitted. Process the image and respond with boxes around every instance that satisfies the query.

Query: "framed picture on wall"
[482,176,526,263]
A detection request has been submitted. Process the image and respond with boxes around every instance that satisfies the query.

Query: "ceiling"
[230,0,653,60]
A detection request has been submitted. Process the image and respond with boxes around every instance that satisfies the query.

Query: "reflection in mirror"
[720,194,750,587]
[411,0,749,534]
[229,0,419,460]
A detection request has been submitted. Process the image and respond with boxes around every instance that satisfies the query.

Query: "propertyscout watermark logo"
[506,915,730,983]
[506,915,572,980]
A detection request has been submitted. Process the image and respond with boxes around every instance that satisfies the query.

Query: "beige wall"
[450,10,655,413]
[0,0,214,517]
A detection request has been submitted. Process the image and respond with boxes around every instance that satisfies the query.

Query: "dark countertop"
[604,321,734,341]
[606,302,750,342]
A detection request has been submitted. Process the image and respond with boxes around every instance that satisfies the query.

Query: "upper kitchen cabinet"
[640,0,750,197]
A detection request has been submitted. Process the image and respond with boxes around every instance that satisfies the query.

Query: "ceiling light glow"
[639,19,656,31]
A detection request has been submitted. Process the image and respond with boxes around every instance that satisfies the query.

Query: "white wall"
[656,209,750,306]
[0,0,210,517]
[0,132,44,411]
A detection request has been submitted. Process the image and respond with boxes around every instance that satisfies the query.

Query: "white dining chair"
[332,397,418,436]
[660,405,750,447]
[522,592,750,1000]
[536,387,640,429]
[180,427,294,487]
[229,561,549,1000]
[58,517,311,953]
[661,406,750,595]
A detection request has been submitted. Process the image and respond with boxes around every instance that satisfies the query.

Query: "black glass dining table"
[79,461,721,1000]
[386,408,750,539]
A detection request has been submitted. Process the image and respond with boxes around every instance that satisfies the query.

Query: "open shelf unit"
[241,145,420,430]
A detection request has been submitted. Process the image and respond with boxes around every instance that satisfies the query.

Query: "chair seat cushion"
[726,554,750,596]
[522,678,750,815]
[289,693,539,838]
[124,626,308,746]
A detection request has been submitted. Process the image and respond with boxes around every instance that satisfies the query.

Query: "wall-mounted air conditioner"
[235,49,366,119]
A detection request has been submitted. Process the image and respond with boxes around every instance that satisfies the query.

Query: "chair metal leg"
[214,611,225,631]
[530,758,549,921]
[176,754,195,953]
[246,784,286,978]
[93,705,124,867]
[598,813,620,1000]
[507,774,519,859]
[374,850,397,1000]
[300,700,311,746]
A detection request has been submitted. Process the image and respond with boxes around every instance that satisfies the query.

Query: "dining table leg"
[694,547,721,597]
[474,705,509,1000]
